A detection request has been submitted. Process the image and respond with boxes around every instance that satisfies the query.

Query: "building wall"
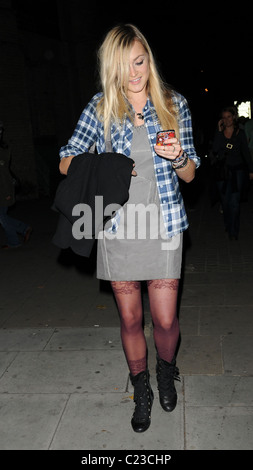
[3,0,251,199]
[0,0,102,197]
[0,0,38,198]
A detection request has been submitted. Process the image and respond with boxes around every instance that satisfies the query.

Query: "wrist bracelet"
[173,153,185,164]
[172,152,188,169]
[175,157,191,172]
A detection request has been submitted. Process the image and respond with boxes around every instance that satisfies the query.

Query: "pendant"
[136,113,144,120]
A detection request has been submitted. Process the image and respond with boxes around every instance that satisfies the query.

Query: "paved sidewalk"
[0,174,253,450]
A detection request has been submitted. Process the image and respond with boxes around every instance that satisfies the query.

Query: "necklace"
[136,112,144,120]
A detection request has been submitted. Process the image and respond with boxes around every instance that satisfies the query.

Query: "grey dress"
[97,125,183,281]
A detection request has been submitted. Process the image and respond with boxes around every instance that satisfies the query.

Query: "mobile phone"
[156,130,175,146]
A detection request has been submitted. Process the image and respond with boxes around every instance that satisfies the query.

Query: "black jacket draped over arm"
[52,152,134,257]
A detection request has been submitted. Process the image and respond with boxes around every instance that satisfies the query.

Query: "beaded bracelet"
[172,152,188,169]
[172,152,185,165]
[175,156,191,172]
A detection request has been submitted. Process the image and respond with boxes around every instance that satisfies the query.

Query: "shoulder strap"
[89,127,112,154]
[105,127,112,153]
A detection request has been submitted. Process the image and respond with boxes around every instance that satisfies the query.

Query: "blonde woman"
[59,24,200,433]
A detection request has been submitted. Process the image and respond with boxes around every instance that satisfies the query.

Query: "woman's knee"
[153,315,178,333]
[120,309,143,334]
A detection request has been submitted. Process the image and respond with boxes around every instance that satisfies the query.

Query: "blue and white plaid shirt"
[60,92,200,237]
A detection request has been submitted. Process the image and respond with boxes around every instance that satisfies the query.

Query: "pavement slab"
[0,181,253,451]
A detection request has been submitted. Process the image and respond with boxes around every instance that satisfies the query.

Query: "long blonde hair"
[97,24,179,138]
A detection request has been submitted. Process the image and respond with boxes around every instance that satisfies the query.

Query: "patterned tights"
[111,279,179,376]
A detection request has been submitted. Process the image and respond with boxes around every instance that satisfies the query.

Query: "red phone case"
[156,130,175,145]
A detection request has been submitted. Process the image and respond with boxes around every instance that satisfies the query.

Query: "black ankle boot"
[156,356,180,412]
[130,370,154,433]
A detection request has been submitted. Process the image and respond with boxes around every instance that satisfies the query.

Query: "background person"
[0,122,32,249]
[212,107,253,240]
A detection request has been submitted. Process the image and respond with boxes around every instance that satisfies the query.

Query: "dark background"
[1,0,252,198]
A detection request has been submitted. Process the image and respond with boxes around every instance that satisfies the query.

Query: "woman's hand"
[155,137,196,183]
[131,163,137,176]
[218,119,224,132]
[59,156,75,175]
[154,137,182,161]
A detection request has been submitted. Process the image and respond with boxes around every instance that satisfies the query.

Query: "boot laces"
[157,362,180,393]
[133,378,152,422]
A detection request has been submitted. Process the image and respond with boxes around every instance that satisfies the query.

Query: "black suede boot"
[156,356,180,412]
[130,370,154,433]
